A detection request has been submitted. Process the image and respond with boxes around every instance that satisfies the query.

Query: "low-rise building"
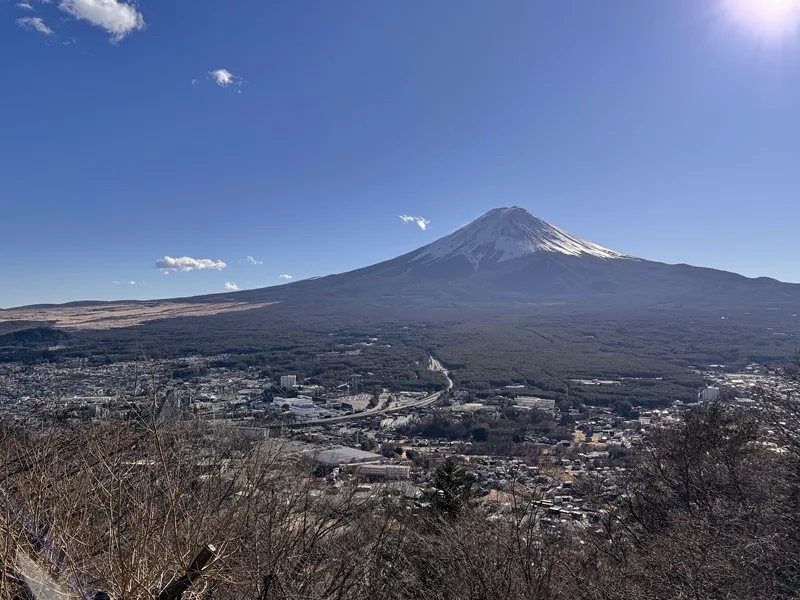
[354,464,411,480]
[316,446,383,467]
[515,397,557,412]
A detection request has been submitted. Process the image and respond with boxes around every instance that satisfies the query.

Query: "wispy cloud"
[17,3,34,10]
[399,215,430,231]
[224,281,239,291]
[16,16,53,35]
[59,0,144,43]
[245,255,262,265]
[279,274,293,280]
[128,280,136,285]
[209,68,242,88]
[154,256,227,272]
[191,78,198,85]
[112,280,120,284]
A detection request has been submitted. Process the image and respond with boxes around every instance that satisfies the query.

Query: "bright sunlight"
[722,0,800,41]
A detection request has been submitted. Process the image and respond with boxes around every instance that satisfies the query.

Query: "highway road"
[429,355,454,390]
[292,356,452,427]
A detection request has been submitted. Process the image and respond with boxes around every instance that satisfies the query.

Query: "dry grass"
[0,300,279,331]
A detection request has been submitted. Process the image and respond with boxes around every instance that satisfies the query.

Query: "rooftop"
[316,446,383,466]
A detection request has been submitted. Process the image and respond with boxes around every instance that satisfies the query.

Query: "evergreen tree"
[427,458,473,520]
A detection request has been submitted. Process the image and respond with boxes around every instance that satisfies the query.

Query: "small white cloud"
[16,16,53,35]
[154,256,227,272]
[245,255,262,265]
[209,68,243,88]
[112,280,120,284]
[191,78,198,85]
[17,3,34,10]
[59,0,144,43]
[128,280,136,285]
[399,215,430,231]
[279,274,293,280]
[224,281,239,291]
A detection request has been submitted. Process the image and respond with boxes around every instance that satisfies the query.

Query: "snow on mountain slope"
[413,207,630,269]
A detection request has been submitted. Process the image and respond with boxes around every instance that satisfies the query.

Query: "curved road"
[429,355,454,390]
[292,355,452,427]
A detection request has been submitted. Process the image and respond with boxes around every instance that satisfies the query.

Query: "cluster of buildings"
[3,345,792,530]
[698,363,792,406]
[316,446,411,480]
[0,353,429,427]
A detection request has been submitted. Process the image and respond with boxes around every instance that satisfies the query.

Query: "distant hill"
[0,326,70,346]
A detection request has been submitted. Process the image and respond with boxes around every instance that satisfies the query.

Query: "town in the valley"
[0,342,779,527]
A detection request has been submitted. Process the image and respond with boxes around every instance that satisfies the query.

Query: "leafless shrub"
[2,368,800,599]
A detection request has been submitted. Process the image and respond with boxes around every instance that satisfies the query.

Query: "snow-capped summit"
[413,207,628,269]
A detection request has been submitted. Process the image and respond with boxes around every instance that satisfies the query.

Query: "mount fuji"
[3,206,799,385]
[4,207,799,325]
[2,205,796,411]
[413,206,628,267]
[256,206,795,306]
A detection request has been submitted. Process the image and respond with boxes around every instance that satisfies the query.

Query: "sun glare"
[722,0,800,41]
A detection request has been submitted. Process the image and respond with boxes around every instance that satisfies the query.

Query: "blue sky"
[3,0,800,307]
